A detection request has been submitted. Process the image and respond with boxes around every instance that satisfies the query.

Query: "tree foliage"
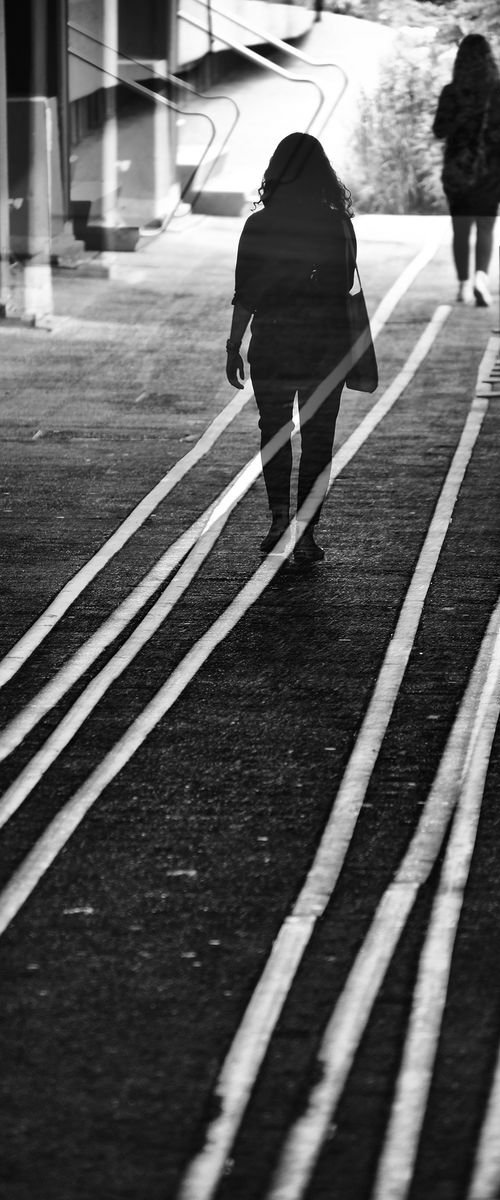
[350,39,449,213]
[421,0,499,33]
[328,0,500,47]
[329,0,500,212]
[391,0,500,47]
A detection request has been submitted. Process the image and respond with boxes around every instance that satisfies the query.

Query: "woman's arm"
[226,301,252,389]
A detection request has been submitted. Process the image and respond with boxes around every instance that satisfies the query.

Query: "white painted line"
[0,240,439,691]
[369,236,444,340]
[0,512,295,937]
[0,344,350,763]
[0,483,243,764]
[268,884,421,1200]
[182,386,486,1200]
[372,623,500,1200]
[267,569,500,1200]
[324,305,450,495]
[0,497,250,829]
[0,308,450,832]
[468,1050,500,1198]
[265,413,498,1200]
[0,385,252,689]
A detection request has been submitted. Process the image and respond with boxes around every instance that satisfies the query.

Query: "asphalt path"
[1,216,500,1200]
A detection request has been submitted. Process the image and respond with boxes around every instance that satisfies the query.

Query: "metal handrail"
[67,43,217,218]
[177,9,325,135]
[190,0,348,136]
[67,19,240,195]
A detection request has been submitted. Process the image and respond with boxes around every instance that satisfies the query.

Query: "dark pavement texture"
[1,215,500,1200]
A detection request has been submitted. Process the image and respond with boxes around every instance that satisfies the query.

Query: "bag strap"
[343,216,359,293]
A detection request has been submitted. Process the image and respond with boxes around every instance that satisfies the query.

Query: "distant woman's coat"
[433,79,500,208]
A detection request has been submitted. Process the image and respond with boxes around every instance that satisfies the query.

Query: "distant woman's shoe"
[260,507,290,553]
[473,270,492,307]
[456,280,474,304]
[294,523,325,565]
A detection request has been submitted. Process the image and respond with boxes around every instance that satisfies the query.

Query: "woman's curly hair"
[253,132,354,216]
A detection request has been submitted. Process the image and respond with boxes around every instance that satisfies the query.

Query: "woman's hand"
[226,349,245,389]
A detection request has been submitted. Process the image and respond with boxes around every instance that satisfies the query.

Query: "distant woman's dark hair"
[453,34,500,91]
[254,132,354,216]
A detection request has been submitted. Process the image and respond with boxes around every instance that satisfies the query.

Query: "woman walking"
[433,34,500,306]
[226,132,356,564]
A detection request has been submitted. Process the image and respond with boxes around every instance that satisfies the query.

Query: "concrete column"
[5,0,76,312]
[166,0,178,76]
[101,0,119,225]
[116,0,179,228]
[0,0,10,314]
[57,0,70,216]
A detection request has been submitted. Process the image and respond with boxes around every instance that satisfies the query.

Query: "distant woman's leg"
[475,214,496,271]
[470,186,498,305]
[473,208,497,305]
[450,209,474,298]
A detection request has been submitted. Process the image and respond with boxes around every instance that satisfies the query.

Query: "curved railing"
[188,0,348,135]
[178,9,325,134]
[67,43,217,222]
[68,20,240,199]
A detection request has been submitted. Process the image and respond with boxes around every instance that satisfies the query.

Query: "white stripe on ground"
[468,1049,500,1198]
[265,404,496,1200]
[0,307,449,832]
[0,291,442,764]
[0,238,441,691]
[371,614,500,1200]
[368,237,443,340]
[181,386,487,1200]
[268,514,499,1200]
[0,504,250,831]
[0,386,251,690]
[0,303,448,930]
[0,477,248,765]
[1,297,456,1181]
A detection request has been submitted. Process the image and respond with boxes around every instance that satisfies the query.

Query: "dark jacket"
[433,81,500,196]
[233,200,356,344]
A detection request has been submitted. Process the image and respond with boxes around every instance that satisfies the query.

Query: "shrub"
[349,38,450,212]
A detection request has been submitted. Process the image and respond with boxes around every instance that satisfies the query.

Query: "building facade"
[0,0,314,288]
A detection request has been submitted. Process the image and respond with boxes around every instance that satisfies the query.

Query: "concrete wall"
[7,97,65,253]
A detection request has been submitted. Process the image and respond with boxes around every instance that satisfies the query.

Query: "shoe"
[294,525,325,565]
[456,280,474,304]
[260,507,290,553]
[473,271,491,307]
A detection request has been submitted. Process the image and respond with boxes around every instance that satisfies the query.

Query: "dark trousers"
[447,189,498,280]
[250,361,343,525]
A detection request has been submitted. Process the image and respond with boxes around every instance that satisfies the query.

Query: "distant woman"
[225,132,356,564]
[433,34,500,306]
